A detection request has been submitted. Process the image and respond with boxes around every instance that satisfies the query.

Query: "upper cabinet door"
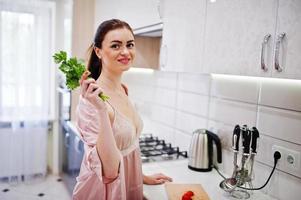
[121,0,162,29]
[203,0,277,77]
[94,0,161,30]
[272,0,301,79]
[160,0,206,72]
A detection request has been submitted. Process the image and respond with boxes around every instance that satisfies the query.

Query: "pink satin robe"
[72,88,144,200]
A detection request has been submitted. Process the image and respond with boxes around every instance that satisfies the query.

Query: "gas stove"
[139,133,188,163]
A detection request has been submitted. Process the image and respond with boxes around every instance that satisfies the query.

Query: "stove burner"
[139,133,188,162]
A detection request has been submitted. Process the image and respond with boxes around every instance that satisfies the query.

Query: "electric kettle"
[188,129,222,172]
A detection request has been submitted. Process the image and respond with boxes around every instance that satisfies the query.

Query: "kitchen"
[0,0,301,199]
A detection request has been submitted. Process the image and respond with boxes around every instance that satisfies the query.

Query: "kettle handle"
[206,130,222,163]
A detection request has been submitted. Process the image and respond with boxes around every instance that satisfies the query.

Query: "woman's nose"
[120,46,129,55]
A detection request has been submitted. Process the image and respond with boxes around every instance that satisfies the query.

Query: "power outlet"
[272,145,301,171]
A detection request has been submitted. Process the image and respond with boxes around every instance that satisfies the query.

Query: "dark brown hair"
[87,19,134,80]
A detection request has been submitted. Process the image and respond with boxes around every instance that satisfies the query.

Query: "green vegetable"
[53,51,110,101]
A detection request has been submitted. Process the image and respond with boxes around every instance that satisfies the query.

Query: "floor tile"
[0,175,71,200]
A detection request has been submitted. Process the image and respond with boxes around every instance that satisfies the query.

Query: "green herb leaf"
[53,51,110,101]
[53,51,67,64]
[99,94,110,101]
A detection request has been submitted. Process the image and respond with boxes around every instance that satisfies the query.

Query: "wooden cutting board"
[165,183,210,200]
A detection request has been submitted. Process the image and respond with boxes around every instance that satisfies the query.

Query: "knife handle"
[232,125,240,151]
[242,125,251,154]
[251,127,260,153]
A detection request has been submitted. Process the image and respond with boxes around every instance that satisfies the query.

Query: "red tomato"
[185,191,194,197]
[182,193,192,200]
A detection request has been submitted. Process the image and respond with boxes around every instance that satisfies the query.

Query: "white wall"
[123,70,301,200]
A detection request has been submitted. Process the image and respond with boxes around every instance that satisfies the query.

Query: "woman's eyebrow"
[111,40,122,43]
[110,40,134,43]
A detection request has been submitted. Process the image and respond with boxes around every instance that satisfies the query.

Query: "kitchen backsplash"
[122,69,301,200]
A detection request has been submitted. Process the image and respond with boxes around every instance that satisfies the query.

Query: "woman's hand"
[79,71,106,111]
[143,173,173,185]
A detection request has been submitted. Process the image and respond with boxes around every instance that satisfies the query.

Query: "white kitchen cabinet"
[160,0,207,72]
[124,0,162,29]
[203,0,277,77]
[203,0,301,79]
[94,0,161,30]
[272,0,301,79]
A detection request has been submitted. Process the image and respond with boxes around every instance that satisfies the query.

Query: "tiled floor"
[0,174,73,200]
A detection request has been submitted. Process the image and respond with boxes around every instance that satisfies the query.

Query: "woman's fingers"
[81,79,95,95]
[79,70,92,92]
[159,174,173,182]
[86,83,99,94]
[79,70,91,85]
[85,85,106,111]
[155,173,173,182]
[93,87,103,96]
[154,179,165,184]
[151,173,173,184]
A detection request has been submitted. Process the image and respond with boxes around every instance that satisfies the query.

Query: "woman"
[72,19,172,200]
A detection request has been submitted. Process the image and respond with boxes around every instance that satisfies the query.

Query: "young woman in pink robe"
[72,19,172,200]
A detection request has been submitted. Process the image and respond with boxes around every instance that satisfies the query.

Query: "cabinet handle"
[261,34,271,71]
[274,32,286,72]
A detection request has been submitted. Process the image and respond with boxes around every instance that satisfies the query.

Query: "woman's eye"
[127,43,135,48]
[111,44,120,49]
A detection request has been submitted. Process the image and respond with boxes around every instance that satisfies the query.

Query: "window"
[0,1,55,121]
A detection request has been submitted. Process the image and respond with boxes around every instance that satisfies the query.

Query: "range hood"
[133,22,163,37]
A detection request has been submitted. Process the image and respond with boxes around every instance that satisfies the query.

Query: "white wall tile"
[151,105,176,127]
[255,134,301,178]
[211,74,260,103]
[177,91,209,117]
[209,98,257,126]
[257,106,301,144]
[153,87,177,108]
[135,101,152,119]
[122,71,140,85]
[259,78,301,112]
[130,85,156,103]
[174,130,192,152]
[219,149,235,177]
[153,71,177,89]
[252,162,278,195]
[207,120,234,151]
[123,69,156,86]
[149,121,175,144]
[253,162,301,200]
[175,111,207,134]
[140,116,154,134]
[272,168,301,200]
[178,73,211,95]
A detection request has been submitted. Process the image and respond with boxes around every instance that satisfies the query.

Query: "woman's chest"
[106,98,143,149]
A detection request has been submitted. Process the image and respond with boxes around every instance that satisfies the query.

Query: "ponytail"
[87,44,102,80]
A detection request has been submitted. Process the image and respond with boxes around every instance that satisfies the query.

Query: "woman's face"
[95,28,136,74]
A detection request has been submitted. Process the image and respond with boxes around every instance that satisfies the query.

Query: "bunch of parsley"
[53,51,109,101]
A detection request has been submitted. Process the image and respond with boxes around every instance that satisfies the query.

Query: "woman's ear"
[94,46,102,59]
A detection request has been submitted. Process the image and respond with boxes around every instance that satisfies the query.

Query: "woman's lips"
[118,58,130,65]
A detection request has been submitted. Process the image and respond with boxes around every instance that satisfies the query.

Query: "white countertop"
[142,159,275,200]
